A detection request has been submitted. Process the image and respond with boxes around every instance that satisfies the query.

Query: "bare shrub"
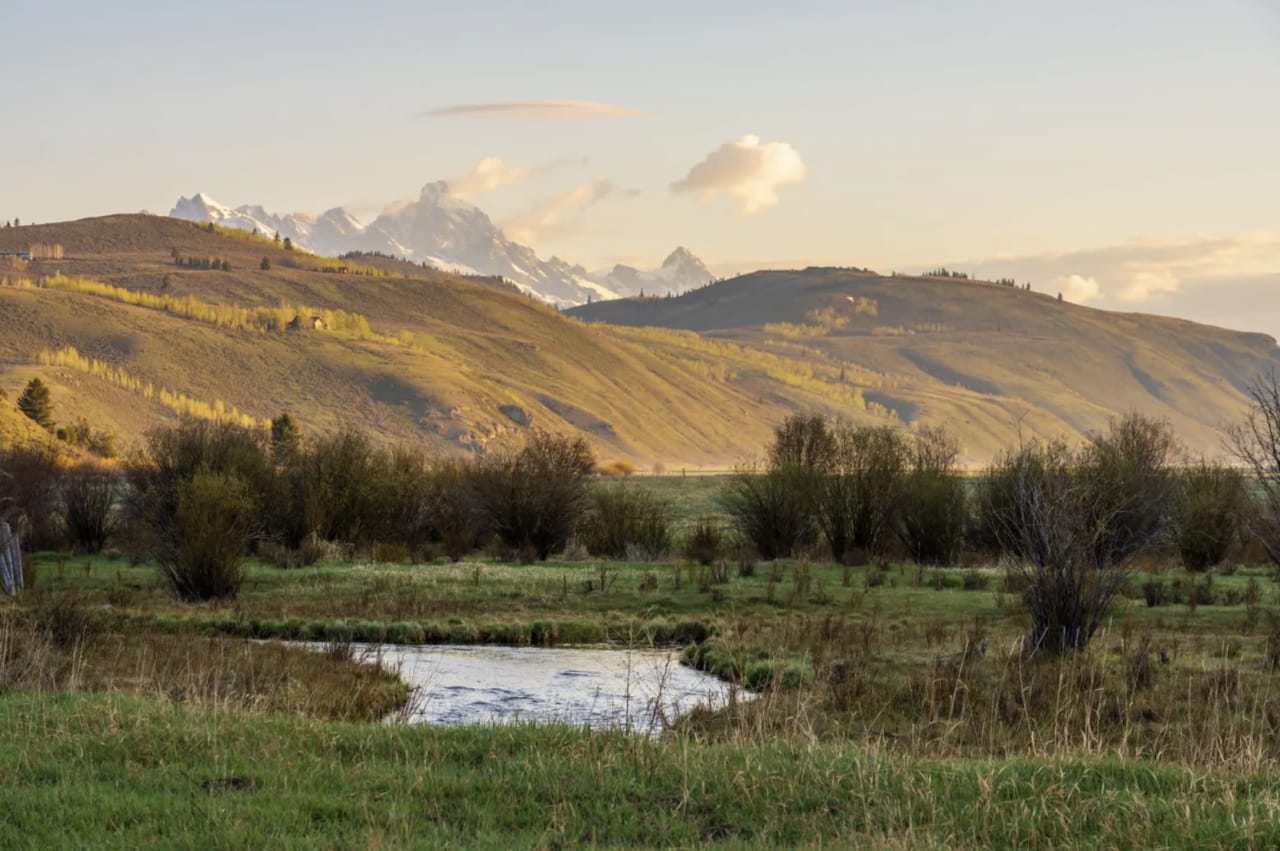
[1225,371,1280,570]
[428,460,483,561]
[0,443,66,550]
[28,589,98,649]
[684,516,725,566]
[985,416,1176,653]
[472,432,595,560]
[1173,461,1243,571]
[577,484,671,560]
[723,464,817,561]
[768,412,836,470]
[817,424,908,564]
[1077,412,1179,566]
[371,446,437,553]
[61,465,121,554]
[897,427,967,565]
[157,470,255,601]
[281,429,380,546]
[127,418,272,564]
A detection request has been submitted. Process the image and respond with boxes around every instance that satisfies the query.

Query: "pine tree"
[260,257,271,271]
[282,237,294,251]
[270,413,301,461]
[17,377,54,430]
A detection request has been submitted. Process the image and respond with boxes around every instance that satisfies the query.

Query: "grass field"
[5,690,1280,849]
[7,471,1280,846]
[6,544,1280,846]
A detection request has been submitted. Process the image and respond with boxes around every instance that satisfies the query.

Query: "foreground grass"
[2,690,1278,849]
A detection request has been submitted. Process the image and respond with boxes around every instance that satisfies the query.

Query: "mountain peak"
[663,246,698,267]
[170,181,722,307]
[419,180,451,200]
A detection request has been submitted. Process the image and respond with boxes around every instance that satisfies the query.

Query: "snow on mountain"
[601,246,713,297]
[170,184,709,308]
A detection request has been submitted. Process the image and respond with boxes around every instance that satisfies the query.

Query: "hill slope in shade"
[569,268,1280,460]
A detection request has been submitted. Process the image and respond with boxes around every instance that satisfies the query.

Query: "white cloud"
[1055,274,1103,303]
[951,231,1280,305]
[447,157,535,198]
[1117,270,1180,302]
[502,178,621,245]
[423,100,639,119]
[671,134,807,215]
[446,156,590,200]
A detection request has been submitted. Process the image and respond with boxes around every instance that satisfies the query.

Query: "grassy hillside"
[571,268,1280,460]
[5,218,1273,463]
[0,217,901,465]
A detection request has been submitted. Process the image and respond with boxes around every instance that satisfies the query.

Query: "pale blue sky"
[3,0,1278,329]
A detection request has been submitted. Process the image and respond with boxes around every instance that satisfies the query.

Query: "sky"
[2,0,1278,334]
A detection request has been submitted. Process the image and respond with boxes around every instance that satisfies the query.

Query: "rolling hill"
[569,268,1280,461]
[1,218,1273,465]
[0,216,895,466]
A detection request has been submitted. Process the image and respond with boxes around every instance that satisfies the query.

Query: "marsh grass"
[0,614,405,721]
[5,691,1280,849]
[16,551,1280,772]
[6,545,1280,846]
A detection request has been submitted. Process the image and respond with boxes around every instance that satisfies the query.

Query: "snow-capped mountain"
[170,183,709,307]
[601,247,713,297]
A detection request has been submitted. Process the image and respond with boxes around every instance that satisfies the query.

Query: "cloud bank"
[671,134,807,215]
[423,100,639,119]
[960,231,1280,305]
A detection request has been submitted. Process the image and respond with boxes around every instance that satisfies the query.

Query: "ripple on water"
[328,644,743,733]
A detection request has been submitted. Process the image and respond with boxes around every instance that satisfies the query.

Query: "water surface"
[347,644,739,732]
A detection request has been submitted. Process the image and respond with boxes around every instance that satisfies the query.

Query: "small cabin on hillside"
[287,314,328,332]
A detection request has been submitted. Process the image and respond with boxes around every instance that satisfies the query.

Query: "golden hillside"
[3,219,1273,464]
[0,217,890,466]
[569,268,1280,461]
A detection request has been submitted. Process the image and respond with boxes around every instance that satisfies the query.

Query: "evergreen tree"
[282,237,294,251]
[260,257,271,271]
[17,377,54,430]
[270,412,302,461]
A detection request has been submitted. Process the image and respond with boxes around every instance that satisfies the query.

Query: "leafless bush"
[897,427,967,565]
[0,443,66,550]
[684,516,725,566]
[818,424,908,564]
[1173,461,1244,571]
[428,460,483,561]
[1225,370,1280,569]
[156,470,255,601]
[472,432,595,560]
[61,465,121,553]
[723,463,818,561]
[577,483,671,560]
[986,416,1176,653]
